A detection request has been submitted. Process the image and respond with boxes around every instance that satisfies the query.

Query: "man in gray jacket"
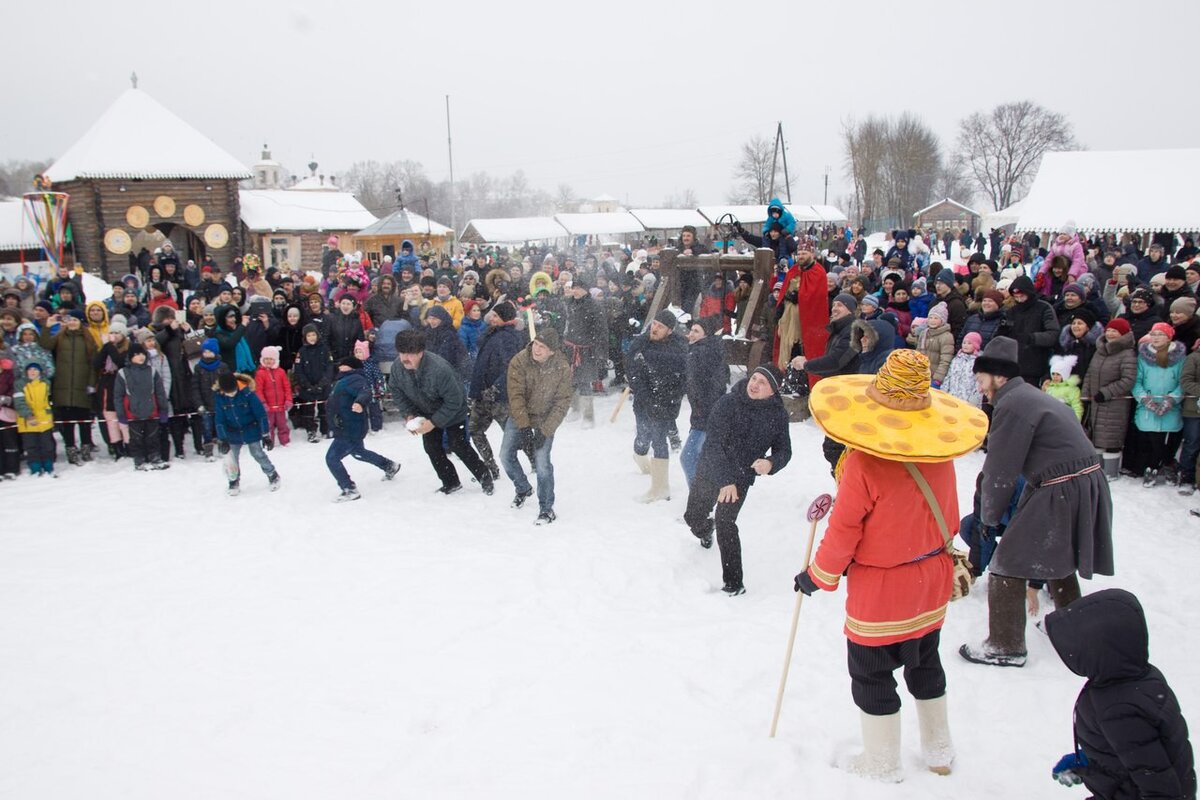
[389,329,493,495]
[960,336,1114,667]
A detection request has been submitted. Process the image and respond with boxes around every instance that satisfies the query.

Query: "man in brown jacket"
[502,326,574,524]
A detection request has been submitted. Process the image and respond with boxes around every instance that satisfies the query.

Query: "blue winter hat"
[935,268,957,290]
[201,337,220,356]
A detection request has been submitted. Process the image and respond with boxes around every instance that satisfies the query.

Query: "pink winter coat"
[1048,235,1087,279]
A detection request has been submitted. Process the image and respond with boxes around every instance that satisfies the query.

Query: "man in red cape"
[773,237,830,386]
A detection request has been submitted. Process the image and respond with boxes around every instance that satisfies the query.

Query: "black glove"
[794,571,818,595]
[217,440,230,455]
[784,290,799,305]
[1093,392,1106,404]
[981,524,1002,542]
[262,435,274,451]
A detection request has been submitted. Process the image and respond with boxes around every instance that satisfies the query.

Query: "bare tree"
[883,113,942,227]
[956,100,1079,210]
[554,183,576,212]
[842,117,891,229]
[661,188,698,209]
[934,161,976,208]
[729,135,774,204]
[0,159,53,198]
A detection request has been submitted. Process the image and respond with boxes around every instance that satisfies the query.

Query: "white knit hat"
[1049,353,1078,380]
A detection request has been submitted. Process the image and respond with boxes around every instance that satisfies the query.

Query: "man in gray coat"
[389,329,494,496]
[960,336,1114,667]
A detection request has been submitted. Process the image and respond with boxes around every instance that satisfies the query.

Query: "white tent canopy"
[461,217,567,244]
[982,199,1024,231]
[238,190,377,232]
[1016,149,1200,234]
[553,212,644,236]
[698,203,846,227]
[355,208,452,238]
[0,199,43,252]
[808,204,849,223]
[628,209,709,230]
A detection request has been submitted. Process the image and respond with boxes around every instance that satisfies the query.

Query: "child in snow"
[941,332,983,407]
[213,371,279,496]
[113,343,171,471]
[354,339,385,433]
[0,357,20,478]
[907,302,954,388]
[325,355,399,501]
[293,323,333,443]
[191,338,226,460]
[1045,588,1196,800]
[1043,354,1083,421]
[254,346,292,446]
[14,362,56,476]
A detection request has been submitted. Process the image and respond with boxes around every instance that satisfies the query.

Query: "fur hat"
[1049,353,1078,380]
[260,345,281,362]
[973,336,1021,378]
[493,301,517,323]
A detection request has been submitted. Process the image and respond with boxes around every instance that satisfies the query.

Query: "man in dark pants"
[389,330,494,495]
[960,336,1114,668]
[684,364,791,596]
[325,356,400,502]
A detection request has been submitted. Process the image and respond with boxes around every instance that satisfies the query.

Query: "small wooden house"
[913,198,981,233]
[44,87,252,280]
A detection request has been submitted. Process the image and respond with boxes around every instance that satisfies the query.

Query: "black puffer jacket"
[686,334,729,431]
[325,308,365,362]
[804,314,857,377]
[626,330,687,420]
[293,327,334,400]
[1046,589,1196,800]
[695,378,792,489]
[1005,276,1060,382]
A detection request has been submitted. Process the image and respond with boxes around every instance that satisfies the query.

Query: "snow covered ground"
[2,384,1197,799]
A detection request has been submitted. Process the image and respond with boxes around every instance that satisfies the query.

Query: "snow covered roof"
[808,204,849,223]
[913,198,981,218]
[356,208,452,238]
[238,190,376,232]
[982,199,1024,230]
[629,209,710,230]
[553,212,644,236]
[0,199,44,252]
[698,205,772,225]
[45,88,251,182]
[290,174,339,192]
[461,217,567,244]
[1016,149,1200,234]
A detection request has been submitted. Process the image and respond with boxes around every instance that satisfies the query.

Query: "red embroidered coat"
[806,450,958,646]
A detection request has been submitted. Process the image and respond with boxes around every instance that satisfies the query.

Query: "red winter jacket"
[254,366,293,411]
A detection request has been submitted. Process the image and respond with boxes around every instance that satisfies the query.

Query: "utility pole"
[445,95,456,242]
[823,165,830,205]
[780,126,792,204]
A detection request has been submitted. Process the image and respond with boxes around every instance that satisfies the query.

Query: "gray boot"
[580,395,595,429]
[1101,453,1121,481]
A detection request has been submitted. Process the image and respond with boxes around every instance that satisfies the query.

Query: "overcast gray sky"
[3,0,1197,214]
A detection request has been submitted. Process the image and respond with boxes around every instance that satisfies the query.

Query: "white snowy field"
[2,386,1197,799]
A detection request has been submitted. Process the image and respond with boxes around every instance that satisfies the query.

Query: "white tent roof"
[45,89,251,182]
[808,204,849,223]
[913,198,981,218]
[553,212,644,236]
[238,190,376,232]
[628,209,710,230]
[982,199,1024,230]
[699,205,772,225]
[461,217,567,244]
[0,199,43,252]
[1016,149,1200,233]
[355,208,452,238]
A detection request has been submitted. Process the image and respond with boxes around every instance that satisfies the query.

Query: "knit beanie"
[1105,318,1132,336]
[493,301,517,323]
[962,332,983,351]
[655,309,678,329]
[833,293,858,313]
[260,345,281,362]
[861,294,880,310]
[201,337,220,356]
[1166,265,1188,281]
[1151,322,1176,340]
[935,268,957,290]
[353,340,370,360]
[218,373,239,393]
[1062,283,1085,299]
[927,302,949,324]
[1171,297,1198,317]
[753,364,783,394]
[982,289,1005,307]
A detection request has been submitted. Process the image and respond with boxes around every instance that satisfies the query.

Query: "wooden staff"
[769,493,833,738]
[526,308,537,342]
[610,387,631,423]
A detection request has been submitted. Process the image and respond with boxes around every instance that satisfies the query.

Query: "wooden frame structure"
[645,246,776,370]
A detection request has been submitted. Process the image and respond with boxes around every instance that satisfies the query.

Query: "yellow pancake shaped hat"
[808,349,988,463]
